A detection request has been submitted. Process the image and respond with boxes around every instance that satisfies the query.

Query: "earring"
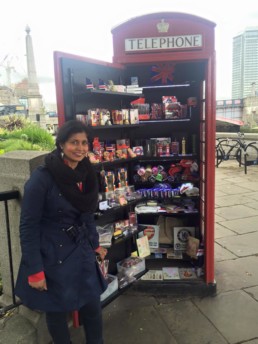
[60,147,64,159]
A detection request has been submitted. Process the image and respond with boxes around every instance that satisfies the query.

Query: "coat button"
[58,260,62,264]
[59,193,62,196]
[58,209,63,213]
[59,244,63,247]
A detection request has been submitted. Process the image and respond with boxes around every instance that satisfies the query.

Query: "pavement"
[2,159,258,344]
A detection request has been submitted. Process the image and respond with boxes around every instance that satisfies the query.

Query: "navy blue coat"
[15,166,107,312]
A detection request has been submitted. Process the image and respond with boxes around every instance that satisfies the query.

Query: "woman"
[15,120,108,344]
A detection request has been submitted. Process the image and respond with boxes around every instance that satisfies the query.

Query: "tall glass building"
[232,27,258,99]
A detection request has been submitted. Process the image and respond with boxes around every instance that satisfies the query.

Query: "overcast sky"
[1,0,258,105]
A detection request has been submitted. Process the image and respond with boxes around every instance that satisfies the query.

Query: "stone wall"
[0,151,47,300]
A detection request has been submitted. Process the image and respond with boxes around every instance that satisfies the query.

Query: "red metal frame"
[111,12,216,285]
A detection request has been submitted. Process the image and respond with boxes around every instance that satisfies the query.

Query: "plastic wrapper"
[96,223,114,247]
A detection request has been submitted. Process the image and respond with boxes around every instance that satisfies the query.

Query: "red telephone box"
[54,12,216,294]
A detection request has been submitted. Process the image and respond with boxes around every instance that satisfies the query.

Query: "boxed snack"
[88,109,100,126]
[131,103,150,121]
[138,224,160,249]
[117,256,145,277]
[162,96,183,119]
[112,110,123,124]
[150,103,163,120]
[129,108,139,124]
[112,85,126,93]
[121,109,130,124]
[100,274,118,301]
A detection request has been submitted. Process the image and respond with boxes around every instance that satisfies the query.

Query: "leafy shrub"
[0,115,27,131]
[0,116,55,154]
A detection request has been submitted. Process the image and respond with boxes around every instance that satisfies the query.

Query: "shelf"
[142,83,190,89]
[100,270,147,308]
[111,230,138,246]
[92,155,198,170]
[92,157,138,170]
[137,154,197,162]
[136,211,199,216]
[95,199,139,219]
[88,124,141,130]
[134,181,199,189]
[144,254,190,263]
[138,118,191,124]
[74,89,143,100]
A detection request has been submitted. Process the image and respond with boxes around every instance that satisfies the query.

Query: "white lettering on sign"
[125,35,202,52]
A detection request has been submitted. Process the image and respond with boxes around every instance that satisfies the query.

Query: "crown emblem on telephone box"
[157,19,169,33]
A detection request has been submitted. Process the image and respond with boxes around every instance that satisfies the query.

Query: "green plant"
[0,116,55,154]
[0,138,43,152]
[0,115,28,131]
[4,125,55,150]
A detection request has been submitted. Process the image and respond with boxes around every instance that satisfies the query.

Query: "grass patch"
[0,117,55,154]
[0,138,43,152]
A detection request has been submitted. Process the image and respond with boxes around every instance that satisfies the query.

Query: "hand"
[95,246,108,261]
[29,279,48,292]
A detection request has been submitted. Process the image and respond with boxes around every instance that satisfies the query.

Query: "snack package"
[186,236,200,259]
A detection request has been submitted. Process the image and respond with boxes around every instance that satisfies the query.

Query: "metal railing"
[0,190,22,316]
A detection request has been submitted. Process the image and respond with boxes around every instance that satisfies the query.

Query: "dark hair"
[55,120,90,150]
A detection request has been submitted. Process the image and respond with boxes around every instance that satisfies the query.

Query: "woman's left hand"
[95,246,108,260]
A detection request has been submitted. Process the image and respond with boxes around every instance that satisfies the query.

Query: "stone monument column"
[25,26,45,125]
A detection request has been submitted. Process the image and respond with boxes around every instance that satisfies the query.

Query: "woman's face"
[61,132,89,169]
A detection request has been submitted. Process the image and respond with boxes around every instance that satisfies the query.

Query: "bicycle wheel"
[217,139,240,160]
[236,144,258,166]
[215,147,224,167]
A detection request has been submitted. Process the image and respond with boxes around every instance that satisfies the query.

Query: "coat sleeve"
[19,168,49,276]
[80,213,100,250]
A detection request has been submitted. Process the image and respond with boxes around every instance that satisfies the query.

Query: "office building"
[232,27,258,99]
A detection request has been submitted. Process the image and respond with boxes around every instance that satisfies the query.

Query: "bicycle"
[215,132,258,167]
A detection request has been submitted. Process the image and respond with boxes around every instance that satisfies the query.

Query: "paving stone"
[156,299,227,344]
[215,242,237,261]
[103,294,157,313]
[215,223,236,239]
[215,178,229,185]
[103,305,177,344]
[219,216,258,234]
[239,181,258,191]
[70,326,85,344]
[244,286,258,301]
[215,256,258,293]
[215,214,227,222]
[216,231,258,256]
[215,204,258,220]
[194,290,258,344]
[223,176,250,184]
[215,184,251,195]
[215,190,227,197]
[0,314,37,344]
[246,201,258,210]
[247,191,258,201]
[216,194,254,207]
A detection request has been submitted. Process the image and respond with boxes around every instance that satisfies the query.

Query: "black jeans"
[46,297,103,344]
